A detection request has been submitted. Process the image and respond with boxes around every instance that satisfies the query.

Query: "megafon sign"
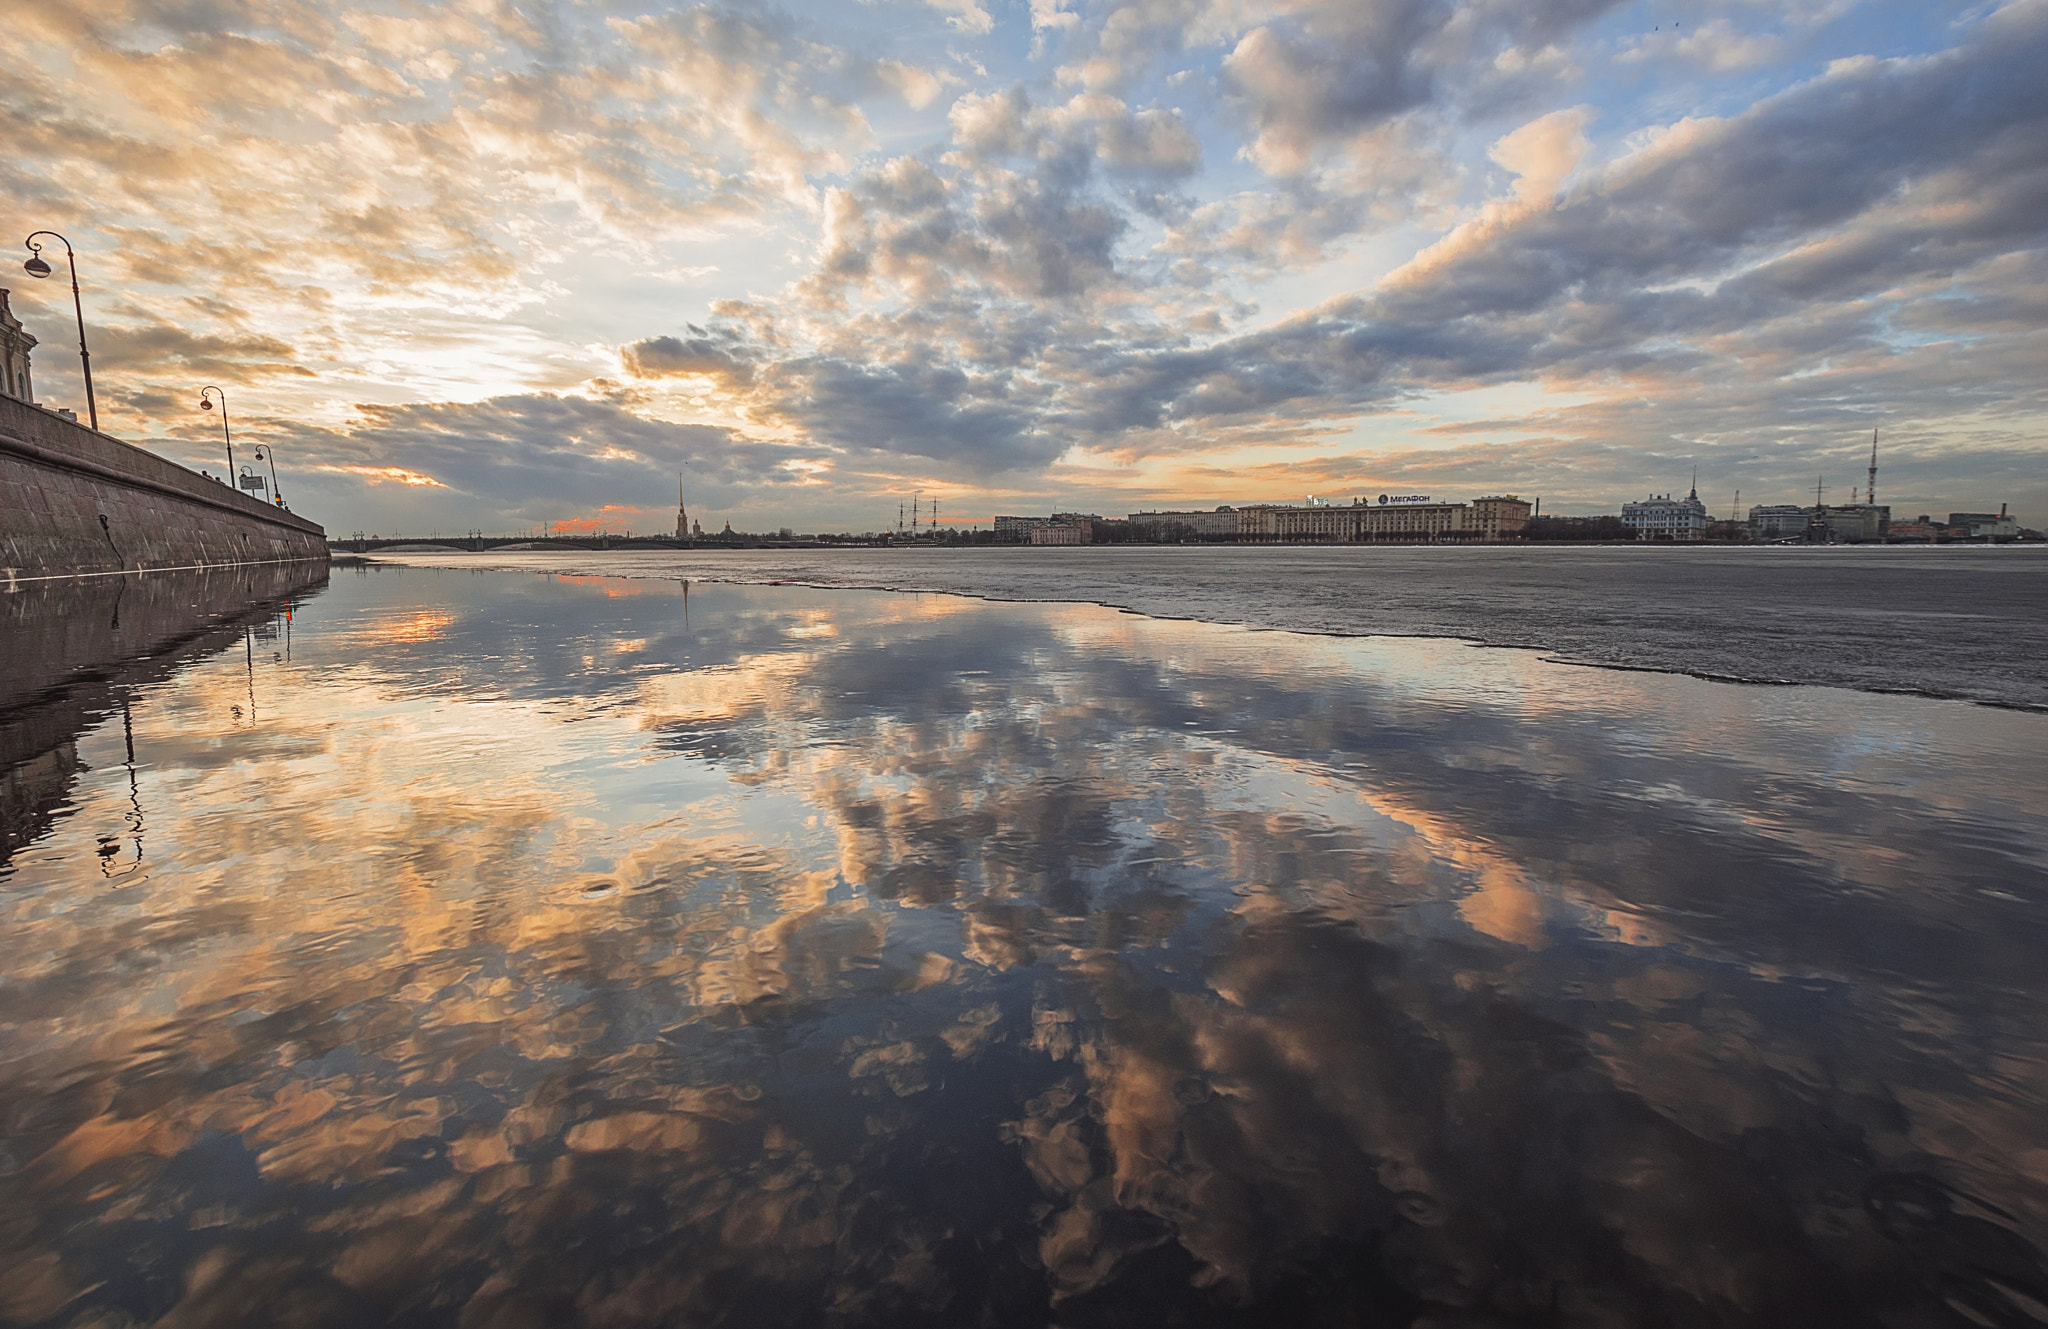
[1377,494,1431,505]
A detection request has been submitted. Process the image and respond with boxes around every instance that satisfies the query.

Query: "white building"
[1623,485,1708,541]
[1029,524,1085,545]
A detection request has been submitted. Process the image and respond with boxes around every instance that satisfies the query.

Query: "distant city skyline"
[6,0,2044,533]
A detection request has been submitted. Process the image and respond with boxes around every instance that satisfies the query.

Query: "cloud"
[1222,1,1444,175]
[1,0,2041,527]
[801,89,1206,305]
[1618,17,1786,73]
[621,328,762,385]
[923,0,996,36]
[1015,4,2048,495]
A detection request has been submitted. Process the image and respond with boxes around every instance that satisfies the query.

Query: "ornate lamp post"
[254,444,285,508]
[198,387,235,480]
[22,231,98,431]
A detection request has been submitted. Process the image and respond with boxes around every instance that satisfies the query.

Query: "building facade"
[993,515,1050,542]
[1237,498,1471,542]
[1948,509,2019,540]
[1126,507,1239,538]
[1812,504,1891,543]
[1469,496,1533,541]
[1351,500,1468,541]
[1029,524,1086,545]
[0,289,36,406]
[1622,487,1708,541]
[1748,504,1808,541]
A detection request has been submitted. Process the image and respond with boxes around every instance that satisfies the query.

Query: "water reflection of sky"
[3,565,2046,1327]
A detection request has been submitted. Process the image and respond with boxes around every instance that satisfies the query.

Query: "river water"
[371,545,2048,711]
[2,563,2046,1327]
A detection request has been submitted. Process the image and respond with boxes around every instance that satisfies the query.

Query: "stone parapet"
[0,393,327,583]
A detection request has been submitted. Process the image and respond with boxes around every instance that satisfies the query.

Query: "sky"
[4,0,2044,534]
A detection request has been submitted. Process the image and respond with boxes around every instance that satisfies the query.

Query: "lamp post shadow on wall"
[198,387,235,483]
[22,231,98,432]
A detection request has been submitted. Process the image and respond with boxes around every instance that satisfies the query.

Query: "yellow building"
[1238,499,1473,542]
[1469,496,1533,541]
[1351,501,1468,541]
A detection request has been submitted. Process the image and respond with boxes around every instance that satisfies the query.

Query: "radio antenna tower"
[1731,488,1740,522]
[1867,427,1879,507]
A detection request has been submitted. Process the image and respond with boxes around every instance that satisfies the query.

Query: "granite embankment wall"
[0,393,327,584]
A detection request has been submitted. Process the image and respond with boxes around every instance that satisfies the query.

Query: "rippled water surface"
[3,564,2047,1328]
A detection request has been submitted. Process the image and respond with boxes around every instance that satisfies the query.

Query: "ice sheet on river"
[377,545,2048,710]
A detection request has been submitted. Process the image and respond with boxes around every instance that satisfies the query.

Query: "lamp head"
[200,397,214,411]
[23,255,51,279]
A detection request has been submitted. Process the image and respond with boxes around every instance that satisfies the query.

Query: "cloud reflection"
[1,567,2044,1326]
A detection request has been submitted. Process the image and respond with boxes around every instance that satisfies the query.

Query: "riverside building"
[1748,504,1809,541]
[1622,486,1708,541]
[1029,524,1086,545]
[1948,508,2019,540]
[1470,495,1534,541]
[993,515,1050,541]
[1812,504,1892,543]
[1125,507,1239,538]
[1237,496,1474,542]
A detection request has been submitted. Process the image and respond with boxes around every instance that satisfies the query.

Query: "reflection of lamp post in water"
[22,231,99,431]
[198,387,235,481]
[243,628,258,724]
[254,445,285,508]
[99,701,146,880]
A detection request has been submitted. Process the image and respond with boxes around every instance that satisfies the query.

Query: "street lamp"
[254,444,285,508]
[22,231,98,431]
[198,386,235,480]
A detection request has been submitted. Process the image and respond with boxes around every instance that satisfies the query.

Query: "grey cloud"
[224,394,823,535]
[1223,0,1445,152]
[622,327,761,384]
[1095,105,1201,178]
[772,357,1062,475]
[1056,0,1620,170]
[1089,5,2048,434]
[808,87,1209,308]
[345,395,788,495]
[759,2,2045,513]
[974,176,1127,297]
[814,94,1170,302]
[1397,15,2048,326]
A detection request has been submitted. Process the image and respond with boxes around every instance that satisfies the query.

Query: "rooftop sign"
[1377,494,1431,505]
